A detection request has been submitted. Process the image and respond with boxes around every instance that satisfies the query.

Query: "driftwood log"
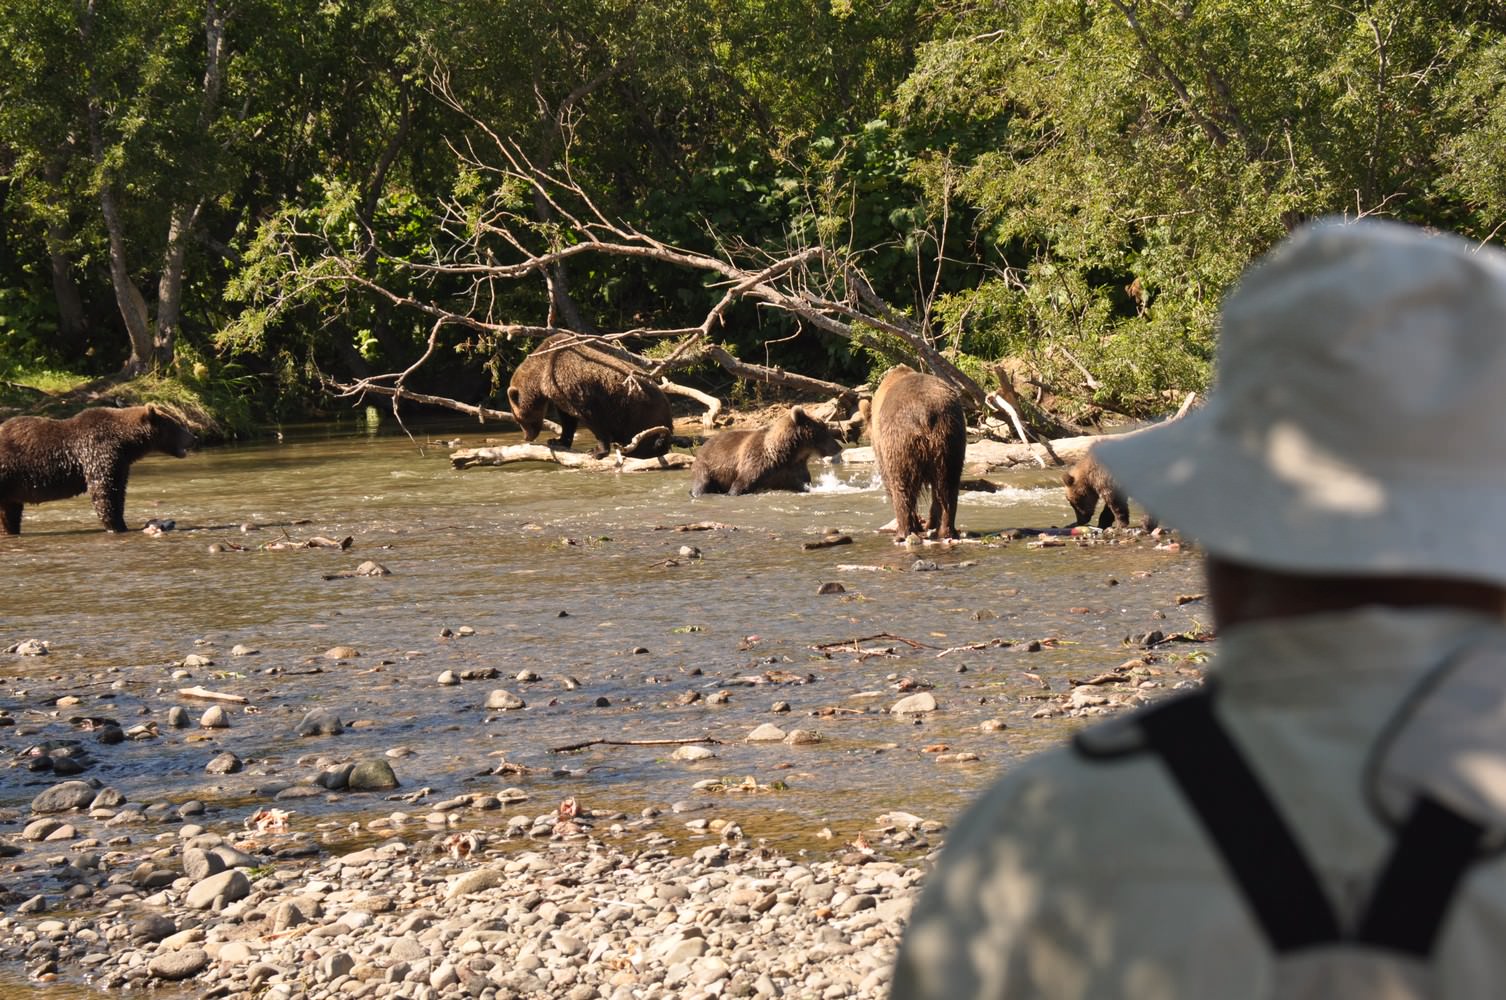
[451,444,694,472]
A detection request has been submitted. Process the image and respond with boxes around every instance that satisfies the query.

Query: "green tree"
[894,0,1506,415]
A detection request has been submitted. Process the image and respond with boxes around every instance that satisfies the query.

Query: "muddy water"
[2,418,1205,864]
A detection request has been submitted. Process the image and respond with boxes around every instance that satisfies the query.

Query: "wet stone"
[31,780,99,814]
[347,759,399,791]
[890,692,938,715]
[205,752,242,774]
[148,947,209,981]
[199,705,230,729]
[296,708,344,736]
[485,690,525,711]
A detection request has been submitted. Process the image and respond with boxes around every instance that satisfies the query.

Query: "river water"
[1,416,1207,992]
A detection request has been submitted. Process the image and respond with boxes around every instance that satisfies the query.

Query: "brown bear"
[870,365,966,540]
[689,406,845,496]
[506,333,674,458]
[0,404,196,534]
[1062,451,1154,529]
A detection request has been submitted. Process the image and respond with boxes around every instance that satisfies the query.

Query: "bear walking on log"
[1062,451,1155,530]
[0,404,196,534]
[689,406,844,496]
[870,365,966,540]
[506,334,674,459]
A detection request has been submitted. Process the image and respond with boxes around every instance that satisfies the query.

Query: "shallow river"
[1,416,1207,993]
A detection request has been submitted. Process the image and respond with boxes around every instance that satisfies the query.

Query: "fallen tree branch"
[548,736,723,754]
[450,443,694,472]
[659,379,723,426]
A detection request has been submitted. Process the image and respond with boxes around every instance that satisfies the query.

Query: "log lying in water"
[450,443,695,472]
[841,435,1100,470]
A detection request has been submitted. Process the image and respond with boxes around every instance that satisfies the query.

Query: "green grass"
[0,366,256,441]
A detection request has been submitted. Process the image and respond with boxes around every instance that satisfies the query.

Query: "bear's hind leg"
[1,502,21,535]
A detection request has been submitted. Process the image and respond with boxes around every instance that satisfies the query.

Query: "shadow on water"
[1,417,1205,889]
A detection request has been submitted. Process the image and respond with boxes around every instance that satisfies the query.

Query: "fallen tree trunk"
[451,443,695,472]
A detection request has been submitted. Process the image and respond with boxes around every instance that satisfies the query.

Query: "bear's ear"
[506,386,522,408]
[789,406,807,423]
[1061,470,1076,486]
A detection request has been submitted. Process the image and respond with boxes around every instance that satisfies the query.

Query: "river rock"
[182,653,214,668]
[485,689,525,711]
[149,947,209,981]
[182,847,226,881]
[347,759,399,791]
[167,706,190,728]
[210,845,259,869]
[205,752,242,774]
[296,708,344,736]
[784,729,822,745]
[199,705,231,729]
[129,912,177,944]
[890,692,938,715]
[230,644,258,656]
[324,645,360,659]
[185,869,250,909]
[745,724,787,742]
[446,868,507,900]
[10,639,48,656]
[31,780,98,814]
[672,745,717,762]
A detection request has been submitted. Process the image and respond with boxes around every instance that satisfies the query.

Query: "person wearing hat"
[888,218,1506,999]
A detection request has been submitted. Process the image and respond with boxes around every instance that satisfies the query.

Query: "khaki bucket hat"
[1094,218,1506,583]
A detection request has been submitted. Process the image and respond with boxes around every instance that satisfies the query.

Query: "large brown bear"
[506,334,674,458]
[1062,451,1155,530]
[689,406,844,496]
[0,404,196,534]
[870,365,966,540]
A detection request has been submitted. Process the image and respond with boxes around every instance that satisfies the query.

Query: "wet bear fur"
[506,333,674,459]
[0,404,196,534]
[870,365,966,540]
[1062,452,1153,529]
[689,406,844,497]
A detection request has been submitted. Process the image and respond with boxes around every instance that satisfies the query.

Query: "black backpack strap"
[1136,691,1343,952]
[1357,795,1486,956]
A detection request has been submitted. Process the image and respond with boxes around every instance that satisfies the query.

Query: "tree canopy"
[2,0,1503,430]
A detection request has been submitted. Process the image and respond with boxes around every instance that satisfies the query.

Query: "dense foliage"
[2,0,1504,428]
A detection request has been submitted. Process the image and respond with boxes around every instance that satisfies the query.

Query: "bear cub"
[506,333,674,458]
[0,404,196,534]
[870,365,966,540]
[1062,453,1153,529]
[690,406,843,496]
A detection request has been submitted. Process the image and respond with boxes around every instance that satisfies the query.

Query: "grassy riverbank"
[0,366,264,443]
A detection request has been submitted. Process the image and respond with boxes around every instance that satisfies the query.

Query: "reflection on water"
[1,418,1204,857]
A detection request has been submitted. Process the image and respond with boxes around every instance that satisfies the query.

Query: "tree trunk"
[152,201,200,370]
[99,185,156,374]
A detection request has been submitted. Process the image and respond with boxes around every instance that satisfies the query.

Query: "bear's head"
[787,407,844,462]
[1061,468,1101,525]
[507,385,546,442]
[146,404,196,458]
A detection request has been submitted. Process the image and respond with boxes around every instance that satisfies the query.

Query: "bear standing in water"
[689,406,844,496]
[1062,452,1154,529]
[870,365,966,540]
[0,404,196,534]
[506,334,674,458]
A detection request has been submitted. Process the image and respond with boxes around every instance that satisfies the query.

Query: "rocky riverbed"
[3,429,1210,997]
[0,619,1204,1000]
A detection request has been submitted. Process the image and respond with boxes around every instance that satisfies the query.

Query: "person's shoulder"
[937,714,1206,874]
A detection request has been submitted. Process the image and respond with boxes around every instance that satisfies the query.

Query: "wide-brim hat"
[1094,218,1506,584]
